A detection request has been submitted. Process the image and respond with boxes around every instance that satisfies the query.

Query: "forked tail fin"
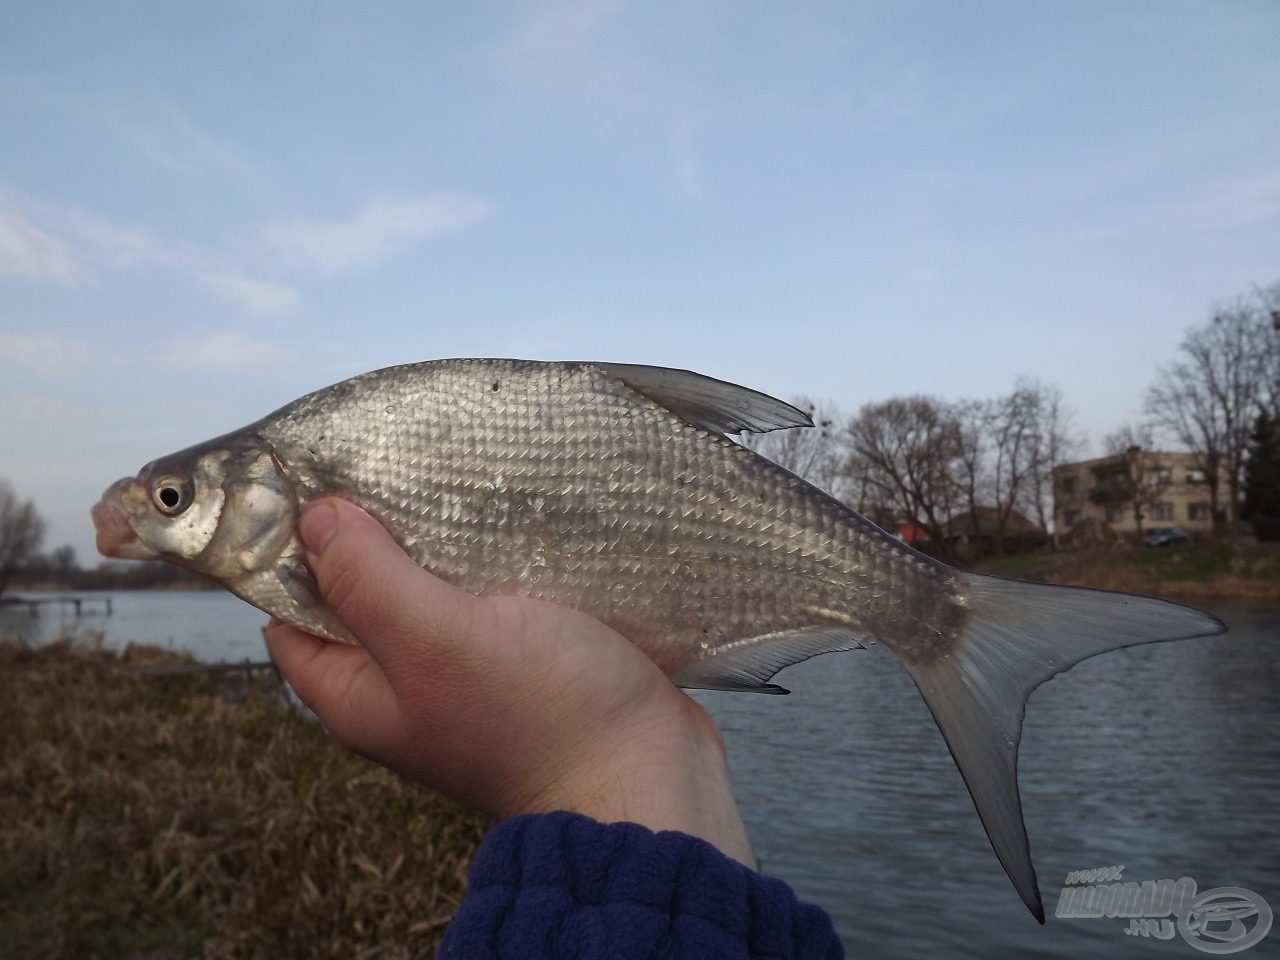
[902,574,1226,922]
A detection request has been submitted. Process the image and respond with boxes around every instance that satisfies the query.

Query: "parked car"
[1145,527,1191,547]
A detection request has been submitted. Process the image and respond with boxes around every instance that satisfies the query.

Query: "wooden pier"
[1,596,113,617]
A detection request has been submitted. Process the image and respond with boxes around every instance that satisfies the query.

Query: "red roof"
[945,507,1046,538]
[897,521,931,544]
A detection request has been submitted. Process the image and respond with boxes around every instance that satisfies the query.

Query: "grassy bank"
[977,541,1280,598]
[0,639,487,960]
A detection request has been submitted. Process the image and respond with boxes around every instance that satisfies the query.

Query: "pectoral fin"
[229,559,355,644]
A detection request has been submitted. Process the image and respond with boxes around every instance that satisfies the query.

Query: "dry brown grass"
[0,638,487,960]
[1015,544,1280,599]
[1019,548,1164,593]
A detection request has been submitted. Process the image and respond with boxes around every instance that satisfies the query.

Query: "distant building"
[1053,451,1213,543]
[944,506,1048,558]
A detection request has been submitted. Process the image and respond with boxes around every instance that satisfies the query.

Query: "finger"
[264,618,403,751]
[297,497,492,680]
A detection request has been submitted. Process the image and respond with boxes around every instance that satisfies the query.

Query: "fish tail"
[901,573,1225,923]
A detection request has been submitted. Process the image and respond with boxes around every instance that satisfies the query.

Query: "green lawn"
[1136,541,1280,584]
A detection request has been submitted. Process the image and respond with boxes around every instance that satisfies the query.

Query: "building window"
[1059,476,1077,495]
[1148,502,1174,521]
[1063,510,1080,527]
[1146,467,1171,486]
[1186,468,1206,484]
[1188,502,1210,521]
[1106,505,1126,524]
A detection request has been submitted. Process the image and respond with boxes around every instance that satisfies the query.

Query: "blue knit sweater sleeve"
[438,811,844,959]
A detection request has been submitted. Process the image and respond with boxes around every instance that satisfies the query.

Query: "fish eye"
[151,475,193,516]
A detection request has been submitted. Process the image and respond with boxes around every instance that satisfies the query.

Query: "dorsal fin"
[593,362,812,436]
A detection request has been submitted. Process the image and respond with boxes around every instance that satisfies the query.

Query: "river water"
[4,591,1277,957]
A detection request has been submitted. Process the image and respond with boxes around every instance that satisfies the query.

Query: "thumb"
[299,498,484,672]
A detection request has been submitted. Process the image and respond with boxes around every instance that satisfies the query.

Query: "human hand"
[264,498,755,867]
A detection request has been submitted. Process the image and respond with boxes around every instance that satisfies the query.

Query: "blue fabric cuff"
[439,811,844,959]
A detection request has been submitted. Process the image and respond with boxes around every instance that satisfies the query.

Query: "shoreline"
[977,541,1280,602]
[11,543,1280,603]
[1036,575,1280,601]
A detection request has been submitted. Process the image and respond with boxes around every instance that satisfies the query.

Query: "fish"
[92,358,1226,921]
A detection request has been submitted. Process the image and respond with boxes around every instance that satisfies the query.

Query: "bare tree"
[951,397,989,536]
[985,385,1046,555]
[739,395,846,498]
[945,381,1081,556]
[1243,412,1280,540]
[49,544,78,575]
[1145,294,1275,529]
[1257,281,1280,423]
[944,398,999,559]
[1103,423,1173,541]
[844,396,965,560]
[1016,379,1083,546]
[737,378,1079,560]
[0,480,45,598]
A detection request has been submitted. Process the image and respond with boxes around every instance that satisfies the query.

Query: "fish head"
[92,435,298,584]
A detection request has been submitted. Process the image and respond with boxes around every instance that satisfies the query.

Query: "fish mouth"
[92,479,160,560]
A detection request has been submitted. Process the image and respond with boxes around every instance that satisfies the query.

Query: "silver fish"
[92,359,1225,920]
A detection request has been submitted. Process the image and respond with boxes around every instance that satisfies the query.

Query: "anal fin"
[670,627,868,694]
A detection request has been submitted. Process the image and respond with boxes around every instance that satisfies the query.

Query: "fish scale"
[262,362,880,664]
[92,356,1227,921]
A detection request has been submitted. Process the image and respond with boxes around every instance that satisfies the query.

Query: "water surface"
[1,589,271,661]
[5,592,1276,957]
[696,600,1279,958]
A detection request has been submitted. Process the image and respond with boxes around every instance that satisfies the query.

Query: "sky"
[2,1,1279,564]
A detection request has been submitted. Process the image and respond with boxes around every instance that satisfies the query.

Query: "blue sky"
[3,1,1279,563]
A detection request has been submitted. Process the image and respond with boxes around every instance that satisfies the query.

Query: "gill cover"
[196,448,297,581]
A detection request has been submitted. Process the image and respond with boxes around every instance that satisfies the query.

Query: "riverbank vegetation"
[978,540,1280,598]
[0,638,487,960]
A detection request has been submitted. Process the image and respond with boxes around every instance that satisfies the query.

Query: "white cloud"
[1,190,192,280]
[55,206,187,270]
[0,395,88,423]
[497,0,656,120]
[1185,171,1280,230]
[498,2,715,205]
[152,330,293,373]
[0,332,95,376]
[2,186,493,319]
[110,106,266,190]
[503,0,625,68]
[0,198,83,284]
[201,274,301,317]
[669,120,706,202]
[262,194,496,273]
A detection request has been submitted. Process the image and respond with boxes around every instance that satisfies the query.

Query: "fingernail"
[299,501,339,554]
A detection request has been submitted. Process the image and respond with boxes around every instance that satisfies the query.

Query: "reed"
[0,637,487,959]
